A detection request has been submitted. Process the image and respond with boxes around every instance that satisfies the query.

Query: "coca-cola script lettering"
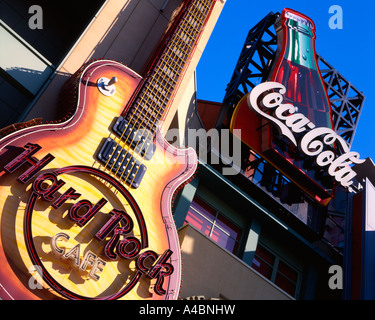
[247,81,365,187]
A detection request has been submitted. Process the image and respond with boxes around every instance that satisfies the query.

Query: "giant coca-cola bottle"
[267,8,335,188]
[269,8,334,130]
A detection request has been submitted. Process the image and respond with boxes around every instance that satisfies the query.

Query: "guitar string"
[110,0,209,182]
[102,42,173,175]
[109,18,192,182]
[102,56,162,170]
[95,0,210,246]
[124,0,211,187]
[100,3,186,173]
[106,1,201,181]
[102,0,210,187]
[122,0,211,187]
[102,3,196,175]
[126,0,212,187]
[88,0,212,279]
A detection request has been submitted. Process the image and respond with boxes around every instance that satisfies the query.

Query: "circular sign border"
[24,165,148,300]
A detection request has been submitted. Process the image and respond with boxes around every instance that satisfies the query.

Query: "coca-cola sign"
[248,81,365,188]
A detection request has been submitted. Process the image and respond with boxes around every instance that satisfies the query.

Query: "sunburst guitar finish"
[0,0,217,300]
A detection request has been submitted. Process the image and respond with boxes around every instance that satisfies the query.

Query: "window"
[251,243,300,298]
[184,197,241,254]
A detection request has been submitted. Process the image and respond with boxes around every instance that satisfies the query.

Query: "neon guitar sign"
[0,0,217,300]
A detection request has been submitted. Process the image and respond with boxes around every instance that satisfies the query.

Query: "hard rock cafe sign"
[0,143,175,300]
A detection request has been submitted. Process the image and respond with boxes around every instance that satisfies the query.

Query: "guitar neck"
[124,0,216,134]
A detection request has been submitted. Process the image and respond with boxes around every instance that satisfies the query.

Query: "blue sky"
[196,0,375,162]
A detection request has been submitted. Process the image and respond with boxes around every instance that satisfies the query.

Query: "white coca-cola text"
[247,81,365,187]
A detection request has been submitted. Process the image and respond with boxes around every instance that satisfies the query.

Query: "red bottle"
[230,8,336,204]
[269,8,334,130]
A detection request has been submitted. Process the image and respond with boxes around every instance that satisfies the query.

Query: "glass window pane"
[216,214,241,241]
[184,209,212,236]
[277,260,298,283]
[210,227,237,253]
[251,244,300,297]
[190,197,216,222]
[275,272,296,297]
[251,245,275,279]
[251,257,273,279]
[186,197,242,254]
[254,244,275,266]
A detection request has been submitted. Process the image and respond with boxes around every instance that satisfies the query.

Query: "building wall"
[24,0,184,122]
[0,0,105,127]
[178,224,293,300]
[1,0,345,300]
[172,156,343,299]
[21,0,224,136]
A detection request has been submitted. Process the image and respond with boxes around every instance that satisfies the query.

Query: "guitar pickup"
[97,137,147,189]
[112,116,156,160]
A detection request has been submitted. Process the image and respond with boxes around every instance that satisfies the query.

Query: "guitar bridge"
[112,116,156,160]
[97,137,147,188]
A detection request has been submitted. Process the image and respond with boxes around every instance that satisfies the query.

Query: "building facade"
[0,0,369,300]
[170,9,365,300]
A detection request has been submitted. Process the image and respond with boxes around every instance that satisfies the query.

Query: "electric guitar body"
[0,59,196,300]
[0,0,217,300]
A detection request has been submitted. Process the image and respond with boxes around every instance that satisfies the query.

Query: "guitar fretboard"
[124,0,215,134]
[97,0,216,188]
